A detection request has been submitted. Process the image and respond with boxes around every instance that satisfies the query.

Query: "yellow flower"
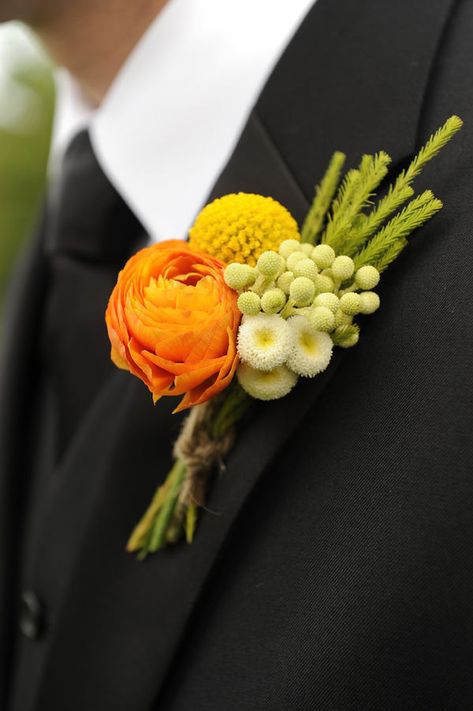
[189,193,300,266]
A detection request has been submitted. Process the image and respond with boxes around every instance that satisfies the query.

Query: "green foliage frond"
[322,151,391,252]
[353,191,443,269]
[400,114,463,186]
[373,238,408,273]
[301,151,345,244]
[305,115,462,276]
[344,183,414,256]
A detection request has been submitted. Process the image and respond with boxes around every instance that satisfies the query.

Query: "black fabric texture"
[1,0,473,709]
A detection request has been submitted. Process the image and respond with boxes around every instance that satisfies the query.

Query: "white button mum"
[286,315,333,377]
[237,313,293,371]
[237,362,298,400]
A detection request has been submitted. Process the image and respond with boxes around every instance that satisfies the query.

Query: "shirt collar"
[52,0,314,241]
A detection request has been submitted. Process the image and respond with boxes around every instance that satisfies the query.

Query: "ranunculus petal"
[105,241,241,410]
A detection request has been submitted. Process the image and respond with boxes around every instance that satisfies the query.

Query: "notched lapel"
[33,103,312,711]
[0,217,48,701]
[207,111,310,224]
[35,0,456,708]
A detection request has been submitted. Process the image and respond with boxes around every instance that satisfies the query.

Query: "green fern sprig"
[309,115,462,275]
[353,191,443,270]
[343,183,415,256]
[322,151,391,252]
[398,114,463,186]
[301,151,345,244]
[372,238,408,274]
[341,115,463,257]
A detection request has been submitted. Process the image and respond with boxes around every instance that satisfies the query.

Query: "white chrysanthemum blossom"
[311,244,336,269]
[313,292,339,313]
[292,258,319,281]
[278,239,302,259]
[261,288,287,314]
[359,291,380,314]
[237,362,298,400]
[237,313,293,371]
[224,263,257,290]
[355,265,380,290]
[276,270,294,294]
[332,255,355,281]
[237,291,261,316]
[257,250,285,278]
[286,315,333,377]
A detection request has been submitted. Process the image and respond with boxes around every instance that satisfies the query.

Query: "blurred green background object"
[0,22,54,310]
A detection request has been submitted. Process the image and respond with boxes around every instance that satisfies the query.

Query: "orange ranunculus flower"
[105,240,241,412]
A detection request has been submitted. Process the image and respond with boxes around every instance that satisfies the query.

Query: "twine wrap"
[173,400,236,509]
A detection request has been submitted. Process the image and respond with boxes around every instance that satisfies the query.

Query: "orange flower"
[105,240,241,412]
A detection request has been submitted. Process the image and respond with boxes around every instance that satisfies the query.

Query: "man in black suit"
[1,0,473,709]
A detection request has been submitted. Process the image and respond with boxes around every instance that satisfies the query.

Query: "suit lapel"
[34,0,455,708]
[0,216,49,704]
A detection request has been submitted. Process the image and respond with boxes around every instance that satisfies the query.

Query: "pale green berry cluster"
[224,239,381,350]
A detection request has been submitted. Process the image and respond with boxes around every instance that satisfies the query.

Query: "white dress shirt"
[52,0,315,241]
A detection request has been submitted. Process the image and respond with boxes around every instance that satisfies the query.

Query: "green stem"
[185,503,198,543]
[280,298,297,319]
[148,459,187,552]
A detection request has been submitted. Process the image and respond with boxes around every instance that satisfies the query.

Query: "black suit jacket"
[2,0,473,708]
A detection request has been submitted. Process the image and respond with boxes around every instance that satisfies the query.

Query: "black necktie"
[42,129,145,458]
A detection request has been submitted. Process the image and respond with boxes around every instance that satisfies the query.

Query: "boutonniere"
[105,115,462,559]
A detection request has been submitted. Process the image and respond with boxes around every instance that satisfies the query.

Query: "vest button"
[19,590,44,640]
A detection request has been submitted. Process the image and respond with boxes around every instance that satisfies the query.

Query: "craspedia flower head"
[311,244,336,269]
[237,313,293,371]
[289,277,315,307]
[277,270,294,295]
[279,239,302,259]
[313,273,335,294]
[237,362,298,401]
[237,291,261,316]
[339,292,362,315]
[313,292,339,313]
[224,262,257,290]
[286,315,333,377]
[257,250,285,278]
[355,265,380,290]
[286,251,308,271]
[300,243,315,256]
[292,258,319,281]
[189,193,300,266]
[335,309,353,327]
[309,306,336,332]
[105,240,240,412]
[359,291,380,314]
[261,288,287,314]
[332,255,355,281]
